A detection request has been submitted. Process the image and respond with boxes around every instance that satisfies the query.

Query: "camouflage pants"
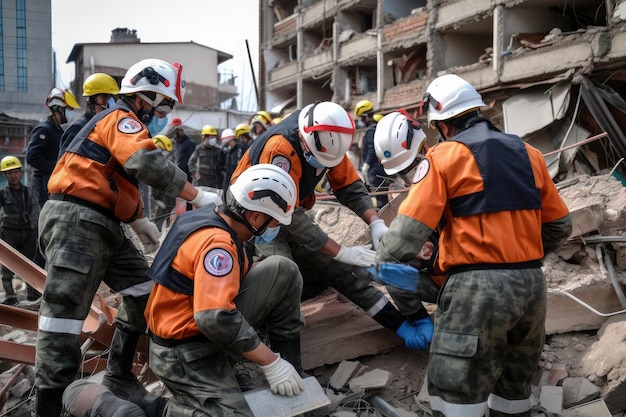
[35,200,152,392]
[150,255,304,417]
[429,267,546,417]
[256,232,388,317]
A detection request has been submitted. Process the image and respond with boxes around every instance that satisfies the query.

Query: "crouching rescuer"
[145,164,305,416]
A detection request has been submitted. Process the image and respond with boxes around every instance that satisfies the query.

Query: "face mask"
[146,115,168,136]
[304,153,327,169]
[356,120,366,129]
[255,226,281,244]
[107,97,116,108]
[208,138,217,147]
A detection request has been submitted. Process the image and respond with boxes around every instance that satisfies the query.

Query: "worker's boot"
[102,326,147,405]
[35,387,64,417]
[270,336,303,376]
[62,379,145,417]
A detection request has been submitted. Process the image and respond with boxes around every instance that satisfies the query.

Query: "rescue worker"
[249,110,272,137]
[170,117,196,182]
[218,128,246,193]
[27,87,80,208]
[59,73,120,156]
[230,101,430,351]
[376,74,573,417]
[145,164,304,416]
[355,99,388,210]
[235,122,254,150]
[188,124,221,188]
[34,58,222,417]
[0,156,40,305]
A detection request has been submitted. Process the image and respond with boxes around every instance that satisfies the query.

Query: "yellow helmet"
[47,88,81,109]
[1,156,22,172]
[82,73,120,97]
[201,125,218,136]
[354,99,373,117]
[250,110,272,129]
[152,135,173,152]
[235,123,251,138]
[272,117,283,125]
[373,113,384,123]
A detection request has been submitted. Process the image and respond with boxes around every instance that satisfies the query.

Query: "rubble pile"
[2,174,626,416]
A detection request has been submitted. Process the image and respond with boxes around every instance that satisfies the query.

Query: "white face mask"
[208,138,217,147]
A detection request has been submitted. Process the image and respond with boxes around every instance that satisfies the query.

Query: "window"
[16,0,26,92]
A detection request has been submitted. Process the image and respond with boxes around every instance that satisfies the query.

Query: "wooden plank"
[300,292,403,370]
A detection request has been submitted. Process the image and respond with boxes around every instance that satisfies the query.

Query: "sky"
[50,0,259,112]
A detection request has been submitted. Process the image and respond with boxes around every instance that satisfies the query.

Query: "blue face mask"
[255,226,281,244]
[107,97,116,108]
[146,115,168,136]
[304,152,327,169]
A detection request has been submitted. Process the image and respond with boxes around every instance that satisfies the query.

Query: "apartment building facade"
[259,0,626,180]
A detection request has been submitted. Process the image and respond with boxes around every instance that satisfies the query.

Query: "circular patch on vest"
[39,134,47,140]
[271,155,290,173]
[412,159,430,183]
[117,118,143,134]
[203,248,233,277]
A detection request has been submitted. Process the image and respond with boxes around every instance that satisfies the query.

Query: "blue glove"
[396,318,434,351]
[378,263,419,293]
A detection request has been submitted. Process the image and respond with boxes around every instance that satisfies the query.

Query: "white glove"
[370,219,388,250]
[130,218,160,253]
[259,354,304,397]
[334,245,376,267]
[189,188,223,208]
[361,163,370,185]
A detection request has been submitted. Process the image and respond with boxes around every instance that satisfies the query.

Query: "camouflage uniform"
[187,143,221,188]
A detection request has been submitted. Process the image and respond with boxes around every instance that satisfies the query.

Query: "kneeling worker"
[145,164,305,416]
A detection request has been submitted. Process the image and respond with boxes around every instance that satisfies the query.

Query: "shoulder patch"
[203,248,234,277]
[412,159,430,183]
[38,134,47,140]
[117,118,143,134]
[271,155,291,173]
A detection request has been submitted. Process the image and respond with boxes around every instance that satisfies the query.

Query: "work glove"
[154,199,166,210]
[188,187,223,208]
[370,219,388,250]
[378,263,419,293]
[396,318,434,351]
[130,217,160,254]
[258,354,304,397]
[334,245,376,267]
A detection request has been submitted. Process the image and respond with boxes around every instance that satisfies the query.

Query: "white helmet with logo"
[421,74,485,128]
[119,59,186,111]
[298,101,355,168]
[374,111,427,175]
[229,164,297,225]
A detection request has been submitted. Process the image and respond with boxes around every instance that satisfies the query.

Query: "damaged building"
[260,0,626,180]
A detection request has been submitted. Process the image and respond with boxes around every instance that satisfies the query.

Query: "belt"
[448,260,542,276]
[50,194,120,223]
[148,330,208,347]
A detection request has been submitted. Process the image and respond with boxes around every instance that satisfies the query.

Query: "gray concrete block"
[243,376,331,417]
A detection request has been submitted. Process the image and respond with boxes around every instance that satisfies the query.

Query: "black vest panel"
[147,207,246,295]
[449,119,542,217]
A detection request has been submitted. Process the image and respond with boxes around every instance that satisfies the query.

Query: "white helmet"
[298,101,355,168]
[229,164,297,225]
[374,111,427,175]
[421,74,485,128]
[220,128,236,142]
[119,59,186,110]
